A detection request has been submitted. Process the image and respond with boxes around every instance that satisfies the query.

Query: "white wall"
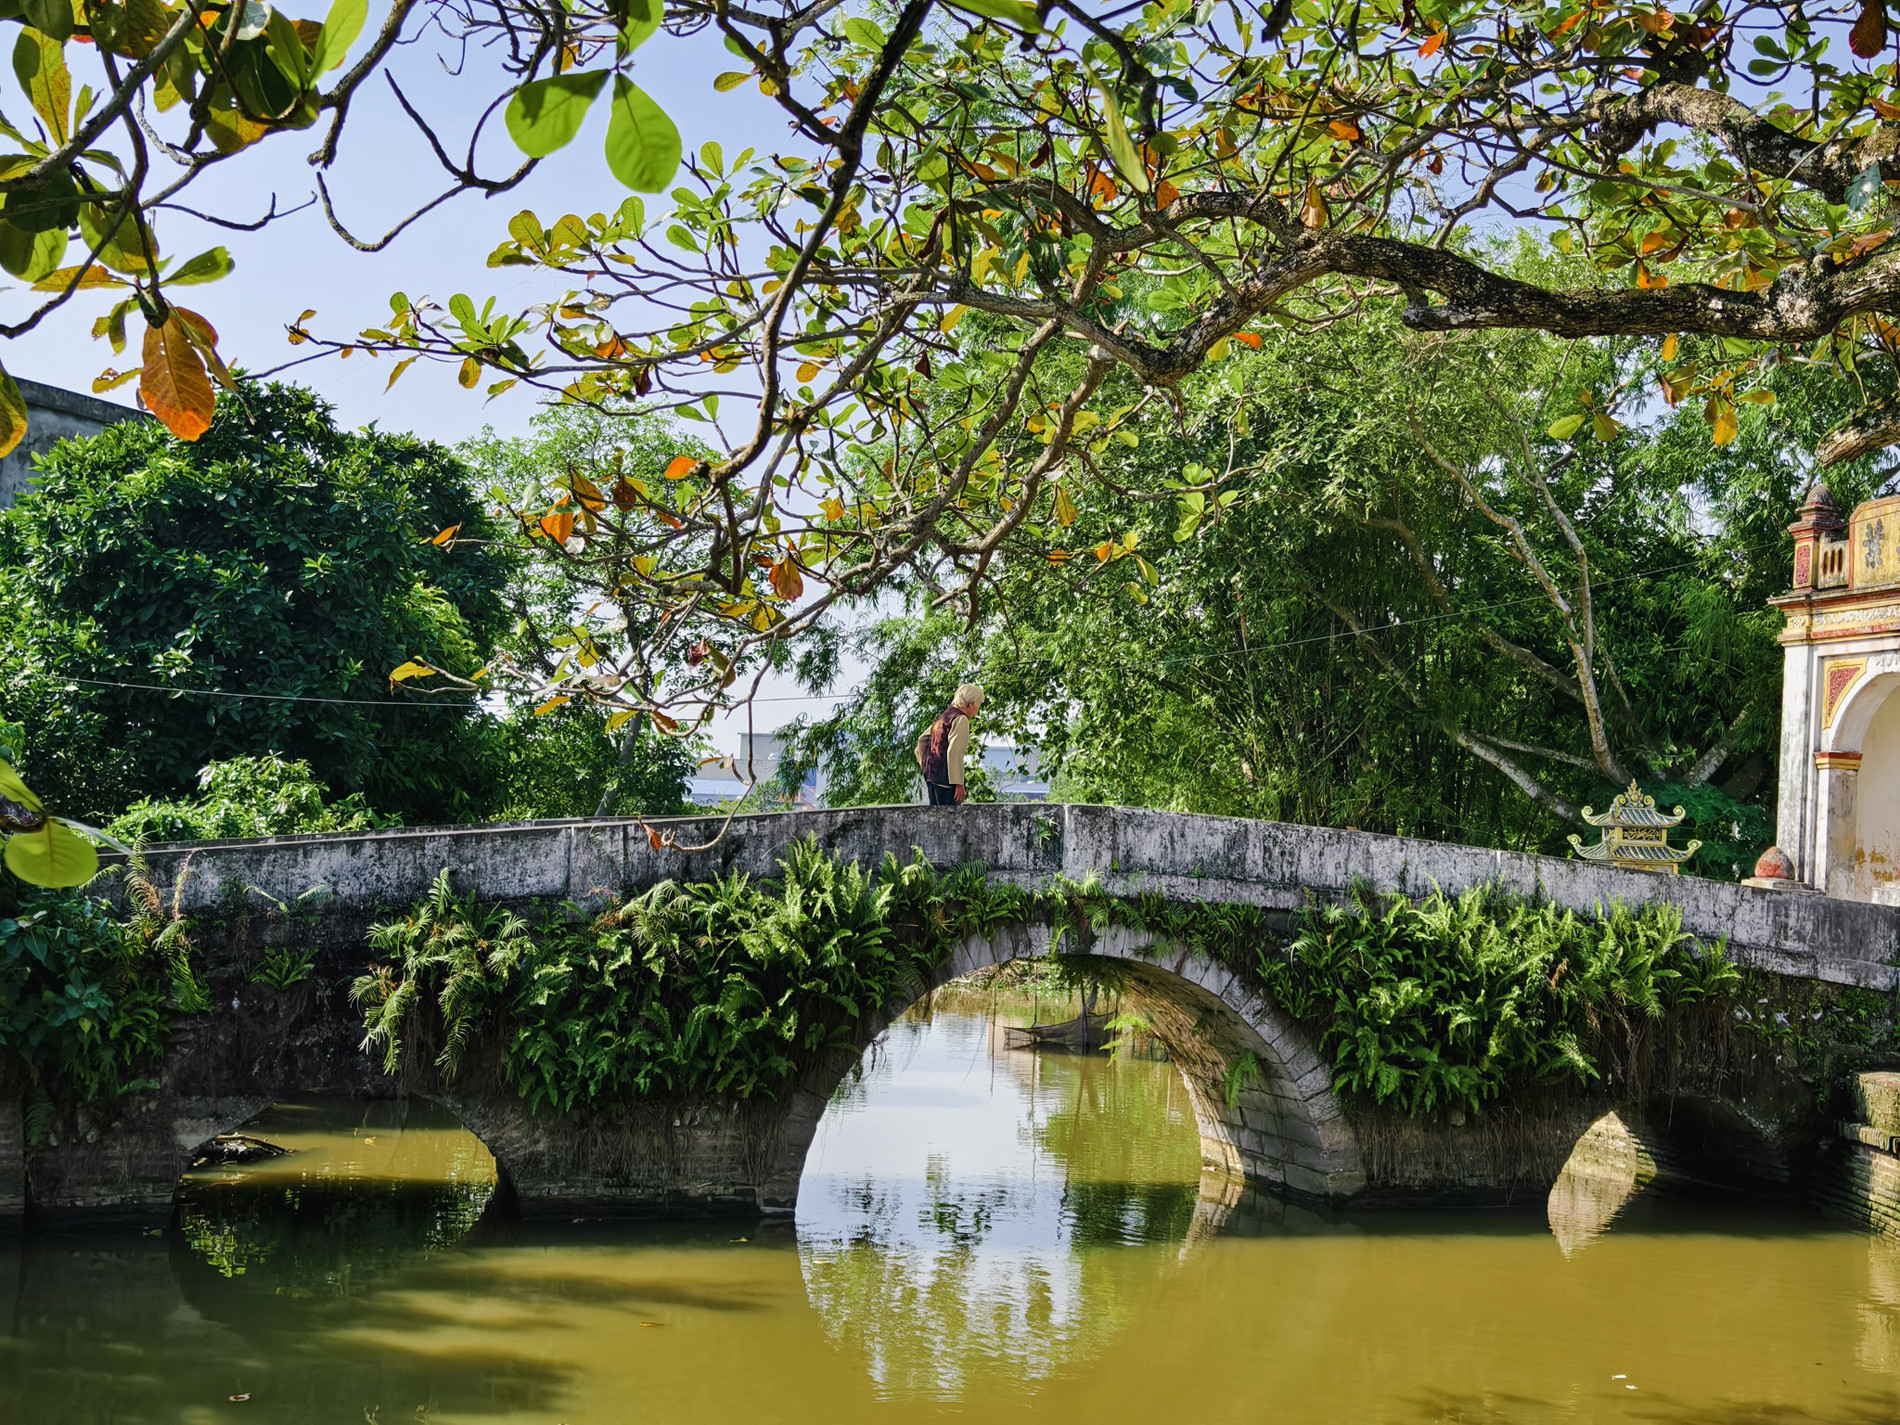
[1857,686,1900,900]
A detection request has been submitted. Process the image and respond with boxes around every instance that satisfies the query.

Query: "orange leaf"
[1088,169,1119,204]
[1232,331,1263,350]
[1548,11,1583,38]
[1419,28,1446,57]
[1155,179,1180,206]
[1299,182,1329,229]
[664,455,697,480]
[540,510,575,542]
[651,709,681,733]
[1092,540,1116,562]
[646,825,666,851]
[769,557,804,601]
[430,524,461,546]
[140,316,215,441]
[1848,228,1892,261]
[1852,0,1887,58]
[612,477,639,510]
[1635,261,1667,289]
[1327,119,1361,142]
[1875,97,1900,121]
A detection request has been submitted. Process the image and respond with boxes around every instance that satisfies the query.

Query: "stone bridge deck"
[124,802,1900,989]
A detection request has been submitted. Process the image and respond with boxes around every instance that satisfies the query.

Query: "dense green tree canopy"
[12,0,1900,751]
[0,381,512,824]
[781,304,1895,877]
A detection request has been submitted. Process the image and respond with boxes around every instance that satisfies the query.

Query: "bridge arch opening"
[764,920,1365,1214]
[170,1095,502,1311]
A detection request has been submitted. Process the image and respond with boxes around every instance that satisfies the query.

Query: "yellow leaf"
[386,355,418,391]
[606,708,638,732]
[1707,396,1738,446]
[1052,485,1078,527]
[796,360,820,383]
[1661,333,1678,362]
[571,472,606,510]
[941,305,969,334]
[534,695,572,715]
[388,660,437,687]
[429,524,462,545]
[458,355,481,388]
[822,496,846,521]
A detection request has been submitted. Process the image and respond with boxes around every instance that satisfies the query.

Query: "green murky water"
[4,988,1900,1423]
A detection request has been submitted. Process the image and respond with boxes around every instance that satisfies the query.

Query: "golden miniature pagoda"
[1566,781,1701,874]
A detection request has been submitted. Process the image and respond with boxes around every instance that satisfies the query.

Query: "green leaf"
[713,70,751,91]
[604,75,681,193]
[941,0,1039,31]
[4,819,98,888]
[167,246,234,285]
[0,218,63,280]
[1090,67,1149,194]
[841,17,886,48]
[505,69,611,158]
[0,363,24,459]
[619,0,662,53]
[13,28,70,144]
[264,8,314,91]
[0,760,42,812]
[1848,161,1885,215]
[18,0,72,42]
[1547,413,1586,440]
[312,0,367,73]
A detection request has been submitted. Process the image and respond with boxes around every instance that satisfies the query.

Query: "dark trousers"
[926,782,960,806]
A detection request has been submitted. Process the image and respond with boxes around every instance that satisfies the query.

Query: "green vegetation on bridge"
[347,837,1793,1123]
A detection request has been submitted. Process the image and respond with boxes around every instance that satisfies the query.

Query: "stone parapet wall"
[111,803,1900,989]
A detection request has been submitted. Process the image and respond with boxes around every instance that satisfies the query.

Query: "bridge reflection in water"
[4,985,1900,1423]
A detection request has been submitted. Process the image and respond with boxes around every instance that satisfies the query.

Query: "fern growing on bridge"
[348,837,1834,1123]
[353,838,1032,1110]
[1256,887,1744,1116]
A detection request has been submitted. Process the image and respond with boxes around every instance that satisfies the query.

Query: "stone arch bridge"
[9,804,1898,1223]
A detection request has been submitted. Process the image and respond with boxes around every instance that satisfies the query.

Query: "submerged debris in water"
[191,1134,292,1170]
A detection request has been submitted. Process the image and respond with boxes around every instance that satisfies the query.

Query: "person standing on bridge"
[915,684,983,806]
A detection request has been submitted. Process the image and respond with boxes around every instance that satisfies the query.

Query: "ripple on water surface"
[2,994,1899,1424]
